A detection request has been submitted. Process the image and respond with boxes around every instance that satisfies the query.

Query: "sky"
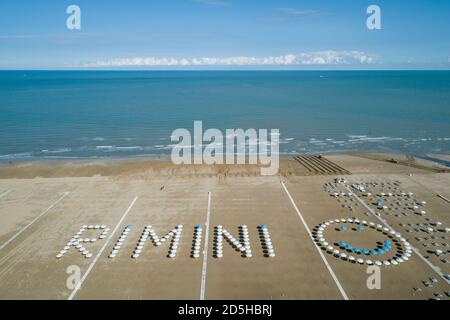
[0,0,449,69]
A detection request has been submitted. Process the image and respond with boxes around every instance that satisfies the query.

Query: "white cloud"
[86,51,378,67]
[277,7,332,18]
[192,0,230,6]
[278,8,321,16]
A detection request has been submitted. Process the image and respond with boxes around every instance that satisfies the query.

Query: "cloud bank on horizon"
[0,1,449,69]
[86,51,377,68]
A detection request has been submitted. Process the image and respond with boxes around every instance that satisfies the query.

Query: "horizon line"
[1,68,450,72]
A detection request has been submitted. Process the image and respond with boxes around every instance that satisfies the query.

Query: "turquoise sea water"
[0,71,449,160]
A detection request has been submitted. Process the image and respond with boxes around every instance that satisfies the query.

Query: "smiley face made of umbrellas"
[313,218,412,266]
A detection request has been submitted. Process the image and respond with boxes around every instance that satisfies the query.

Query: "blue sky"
[0,0,449,69]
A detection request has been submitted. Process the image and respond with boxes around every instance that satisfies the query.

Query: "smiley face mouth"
[337,239,391,256]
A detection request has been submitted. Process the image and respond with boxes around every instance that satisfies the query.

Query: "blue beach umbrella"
[353,247,360,254]
[362,249,370,255]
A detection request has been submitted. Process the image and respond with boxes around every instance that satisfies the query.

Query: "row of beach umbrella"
[108,224,131,258]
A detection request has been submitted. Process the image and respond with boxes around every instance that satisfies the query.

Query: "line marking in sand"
[0,192,69,252]
[67,196,139,300]
[200,191,212,300]
[0,190,11,200]
[437,194,450,204]
[344,186,450,285]
[281,181,349,300]
[68,196,138,300]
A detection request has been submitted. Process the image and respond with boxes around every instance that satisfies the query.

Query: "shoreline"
[0,151,448,179]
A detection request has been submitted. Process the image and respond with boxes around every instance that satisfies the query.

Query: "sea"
[0,70,449,161]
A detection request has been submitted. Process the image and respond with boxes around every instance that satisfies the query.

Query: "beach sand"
[0,153,449,300]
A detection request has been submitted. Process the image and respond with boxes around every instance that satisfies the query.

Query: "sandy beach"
[0,153,449,300]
